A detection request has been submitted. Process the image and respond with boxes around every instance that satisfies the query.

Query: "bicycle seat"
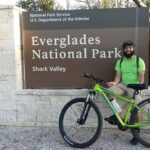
[127,84,148,91]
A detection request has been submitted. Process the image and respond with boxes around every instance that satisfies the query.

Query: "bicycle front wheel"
[131,98,150,147]
[59,98,103,148]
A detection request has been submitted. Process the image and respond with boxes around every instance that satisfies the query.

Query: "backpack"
[120,56,139,74]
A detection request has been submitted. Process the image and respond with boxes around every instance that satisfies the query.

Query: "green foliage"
[37,0,54,10]
[145,0,150,7]
[102,0,110,8]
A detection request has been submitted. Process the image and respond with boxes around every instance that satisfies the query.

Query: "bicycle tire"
[130,98,150,147]
[59,98,103,148]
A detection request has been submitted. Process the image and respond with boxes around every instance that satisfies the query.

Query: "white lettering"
[32,50,41,59]
[32,36,39,46]
[92,49,99,58]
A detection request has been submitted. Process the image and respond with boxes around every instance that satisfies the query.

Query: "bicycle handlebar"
[84,73,104,83]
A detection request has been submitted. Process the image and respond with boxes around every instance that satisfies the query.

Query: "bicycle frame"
[93,83,150,128]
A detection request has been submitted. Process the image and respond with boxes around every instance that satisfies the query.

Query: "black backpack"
[119,56,139,74]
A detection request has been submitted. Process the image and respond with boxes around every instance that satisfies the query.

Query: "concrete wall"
[0,5,150,127]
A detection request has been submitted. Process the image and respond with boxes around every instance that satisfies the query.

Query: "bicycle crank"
[118,124,128,131]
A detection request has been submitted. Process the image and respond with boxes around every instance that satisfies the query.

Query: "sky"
[0,0,17,5]
[0,0,75,8]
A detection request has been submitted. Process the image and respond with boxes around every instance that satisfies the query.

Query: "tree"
[16,0,64,11]
[74,0,137,9]
[102,0,110,8]
[146,0,150,7]
[132,0,150,11]
[132,0,146,7]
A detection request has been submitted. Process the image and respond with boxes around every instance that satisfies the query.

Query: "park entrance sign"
[22,8,149,88]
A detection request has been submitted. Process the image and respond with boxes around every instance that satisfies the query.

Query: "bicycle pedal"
[104,118,119,125]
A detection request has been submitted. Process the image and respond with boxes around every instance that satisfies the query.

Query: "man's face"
[123,45,134,58]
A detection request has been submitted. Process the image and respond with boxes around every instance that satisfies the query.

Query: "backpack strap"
[119,57,123,69]
[136,56,139,74]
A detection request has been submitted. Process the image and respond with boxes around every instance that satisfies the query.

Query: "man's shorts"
[108,83,142,104]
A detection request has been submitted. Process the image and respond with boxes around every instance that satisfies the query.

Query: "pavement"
[0,126,149,150]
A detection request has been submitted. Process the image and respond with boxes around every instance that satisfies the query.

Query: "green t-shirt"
[115,55,145,85]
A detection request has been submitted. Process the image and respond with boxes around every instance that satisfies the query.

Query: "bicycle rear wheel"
[59,98,103,148]
[130,98,150,147]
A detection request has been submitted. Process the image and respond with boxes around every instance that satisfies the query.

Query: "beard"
[123,51,134,58]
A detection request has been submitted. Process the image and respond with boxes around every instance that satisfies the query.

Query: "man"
[105,40,145,145]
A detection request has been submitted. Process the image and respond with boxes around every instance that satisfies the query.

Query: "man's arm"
[107,71,121,87]
[138,71,145,84]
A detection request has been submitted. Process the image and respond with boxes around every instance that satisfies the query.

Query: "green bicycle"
[59,73,150,148]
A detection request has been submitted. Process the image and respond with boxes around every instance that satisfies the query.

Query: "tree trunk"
[132,0,146,7]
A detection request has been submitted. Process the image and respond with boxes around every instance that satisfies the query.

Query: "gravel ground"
[0,126,149,150]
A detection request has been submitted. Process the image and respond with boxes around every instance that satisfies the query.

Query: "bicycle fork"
[77,91,96,125]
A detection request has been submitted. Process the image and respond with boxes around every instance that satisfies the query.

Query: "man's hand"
[106,71,120,87]
[106,82,116,87]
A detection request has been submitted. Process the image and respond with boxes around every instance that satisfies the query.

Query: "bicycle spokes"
[59,98,102,148]
[131,99,150,147]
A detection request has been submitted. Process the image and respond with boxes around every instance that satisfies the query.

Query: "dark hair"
[122,41,134,49]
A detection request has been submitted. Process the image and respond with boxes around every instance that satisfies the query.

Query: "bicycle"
[59,73,150,148]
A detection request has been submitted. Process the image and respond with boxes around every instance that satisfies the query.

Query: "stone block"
[0,24,14,40]
[0,101,16,111]
[35,95,51,105]
[0,111,6,122]
[6,110,17,121]
[17,95,37,115]
[17,103,36,122]
[1,55,16,75]
[0,9,13,24]
[17,95,36,103]
[0,40,15,54]
[0,76,17,101]
[50,96,75,122]
[141,89,150,97]
[0,75,8,81]
[36,104,52,122]
[0,55,4,73]
[0,56,16,76]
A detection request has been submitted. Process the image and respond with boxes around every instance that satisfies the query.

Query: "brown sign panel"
[22,8,149,89]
